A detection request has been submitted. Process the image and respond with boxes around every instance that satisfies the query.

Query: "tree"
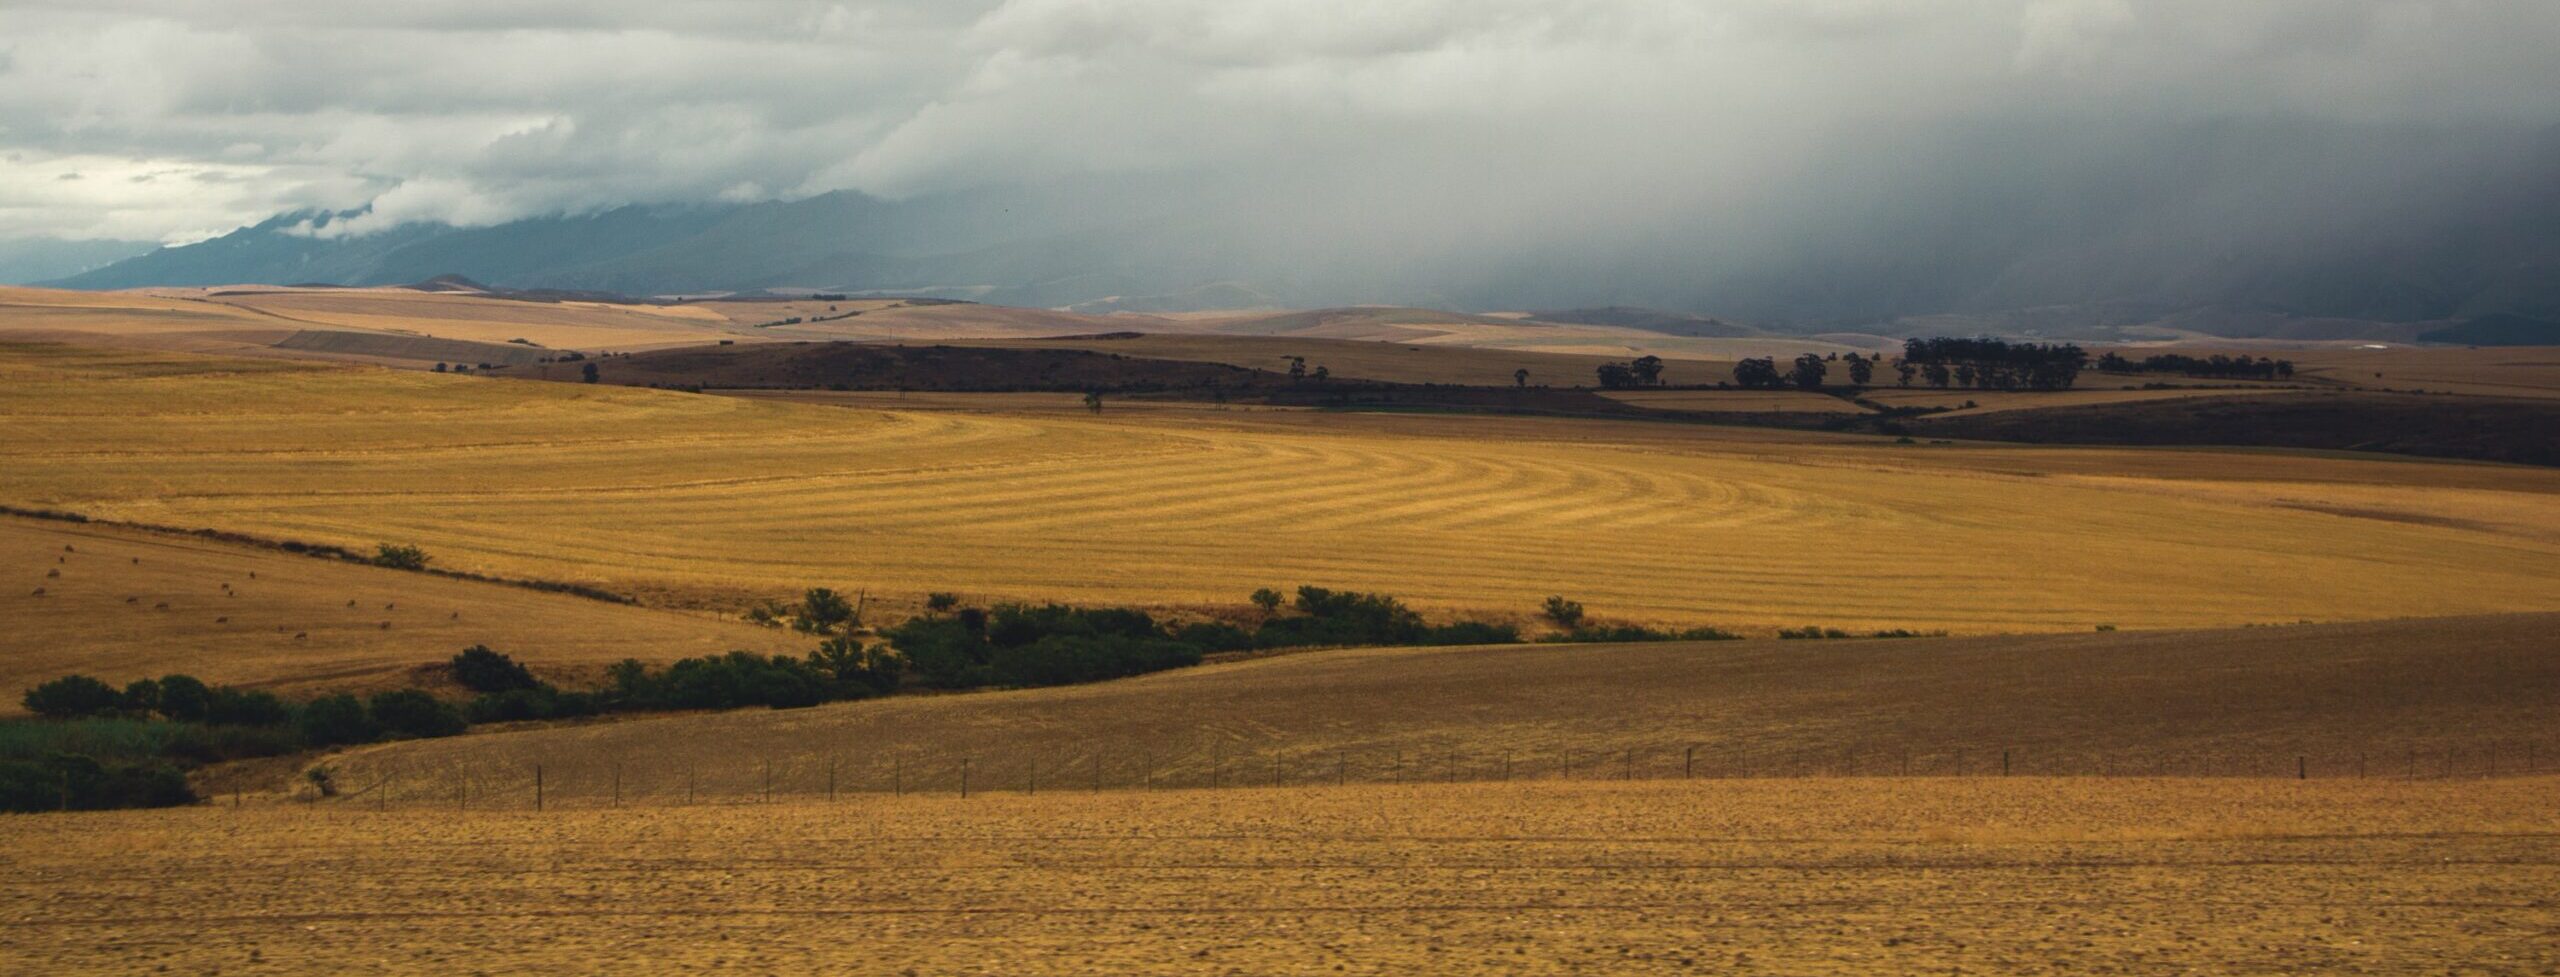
[1922,362,1951,388]
[368,689,466,738]
[372,543,429,570]
[154,674,210,722]
[1790,353,1828,390]
[1311,365,1329,383]
[1630,355,1665,386]
[451,645,541,693]
[1083,390,1103,413]
[926,592,960,615]
[1731,357,1785,389]
[801,587,856,632]
[1845,354,1874,386]
[1541,596,1586,629]
[1595,363,1639,389]
[1287,357,1306,384]
[1513,368,1529,388]
[120,678,161,714]
[24,675,121,719]
[1894,359,1916,387]
[297,693,381,747]
[1249,587,1284,617]
[432,362,448,373]
[580,362,600,383]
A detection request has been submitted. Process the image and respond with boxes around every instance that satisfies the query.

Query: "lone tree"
[1083,390,1103,414]
[1630,355,1665,386]
[1541,596,1586,629]
[926,592,960,615]
[801,587,856,632]
[1311,365,1329,382]
[1595,363,1639,389]
[1249,587,1285,617]
[1513,368,1529,388]
[580,362,600,383]
[1845,353,1874,386]
[1790,354,1828,390]
[1287,357,1307,384]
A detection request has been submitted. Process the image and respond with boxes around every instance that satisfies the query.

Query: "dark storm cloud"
[0,0,2554,252]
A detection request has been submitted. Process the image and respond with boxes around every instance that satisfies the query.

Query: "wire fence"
[292,740,2560,812]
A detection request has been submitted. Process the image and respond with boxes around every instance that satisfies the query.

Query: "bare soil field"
[5,343,2555,631]
[1599,389,1868,413]
[3,777,2552,976]
[1857,385,2303,415]
[316,613,2559,806]
[971,332,1656,386]
[0,514,801,706]
[1905,392,2560,467]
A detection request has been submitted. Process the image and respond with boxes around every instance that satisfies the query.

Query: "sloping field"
[2275,344,2560,399]
[4,342,2556,631]
[0,514,802,705]
[324,613,2560,801]
[195,288,740,351]
[6,777,2552,976]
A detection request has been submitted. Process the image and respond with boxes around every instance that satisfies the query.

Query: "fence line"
[299,738,2560,812]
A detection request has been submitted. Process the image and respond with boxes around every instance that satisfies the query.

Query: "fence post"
[1394,751,1403,784]
[1685,747,1695,780]
[378,773,390,813]
[762,760,772,803]
[1144,750,1154,791]
[1028,758,1037,795]
[894,758,903,797]
[828,758,838,802]
[687,764,696,804]
[2357,753,2365,779]
[1505,752,1514,783]
[1273,754,1283,788]
[2297,756,2306,780]
[613,763,623,808]
[1211,743,1222,789]
[2001,750,2011,777]
[1336,752,1346,786]
[961,758,971,799]
[1624,749,1634,781]
[535,764,544,812]
[1093,753,1103,793]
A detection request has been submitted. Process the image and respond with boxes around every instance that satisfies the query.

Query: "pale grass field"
[0,515,802,703]
[2,777,2552,976]
[4,343,2556,632]
[307,611,2557,808]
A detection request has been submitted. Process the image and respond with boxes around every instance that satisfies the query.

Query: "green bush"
[0,754,194,813]
[450,646,541,693]
[372,542,430,570]
[296,694,381,747]
[154,674,211,722]
[23,675,122,719]
[203,687,292,727]
[367,690,466,738]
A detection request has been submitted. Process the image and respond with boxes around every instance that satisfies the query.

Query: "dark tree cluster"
[1595,355,1665,389]
[1897,337,2089,390]
[2094,351,2294,379]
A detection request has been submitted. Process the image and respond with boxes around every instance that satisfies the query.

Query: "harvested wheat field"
[314,613,2559,807]
[4,343,2556,631]
[3,777,2553,976]
[0,514,800,705]
[1857,385,2303,415]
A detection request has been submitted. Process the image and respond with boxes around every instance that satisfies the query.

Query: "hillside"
[0,513,801,707]
[328,612,2560,801]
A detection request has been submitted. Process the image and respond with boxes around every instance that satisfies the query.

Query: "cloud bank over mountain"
[7,2,2559,320]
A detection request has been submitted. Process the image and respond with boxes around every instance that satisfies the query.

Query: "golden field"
[311,612,2558,806]
[3,777,2553,976]
[0,514,800,704]
[4,342,2556,632]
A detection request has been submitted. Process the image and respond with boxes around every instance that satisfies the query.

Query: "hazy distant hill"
[2419,314,2560,346]
[0,237,156,284]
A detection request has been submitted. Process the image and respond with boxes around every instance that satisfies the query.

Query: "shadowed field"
[5,343,2556,632]
[4,777,2552,976]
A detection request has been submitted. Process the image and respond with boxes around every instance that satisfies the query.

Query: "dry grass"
[314,612,2560,805]
[3,777,2553,976]
[0,514,802,706]
[5,342,2556,631]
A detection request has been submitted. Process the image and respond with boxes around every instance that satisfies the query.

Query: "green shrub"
[154,674,211,722]
[372,543,430,570]
[0,754,194,813]
[204,687,292,727]
[296,694,380,747]
[450,646,541,693]
[23,675,122,719]
[367,690,465,738]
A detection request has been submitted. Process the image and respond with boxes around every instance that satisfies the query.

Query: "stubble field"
[3,777,2553,976]
[4,342,2556,633]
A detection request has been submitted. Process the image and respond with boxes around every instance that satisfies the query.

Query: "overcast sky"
[2,0,2556,245]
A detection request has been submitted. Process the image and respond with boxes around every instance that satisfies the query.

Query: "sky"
[1,0,2556,247]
